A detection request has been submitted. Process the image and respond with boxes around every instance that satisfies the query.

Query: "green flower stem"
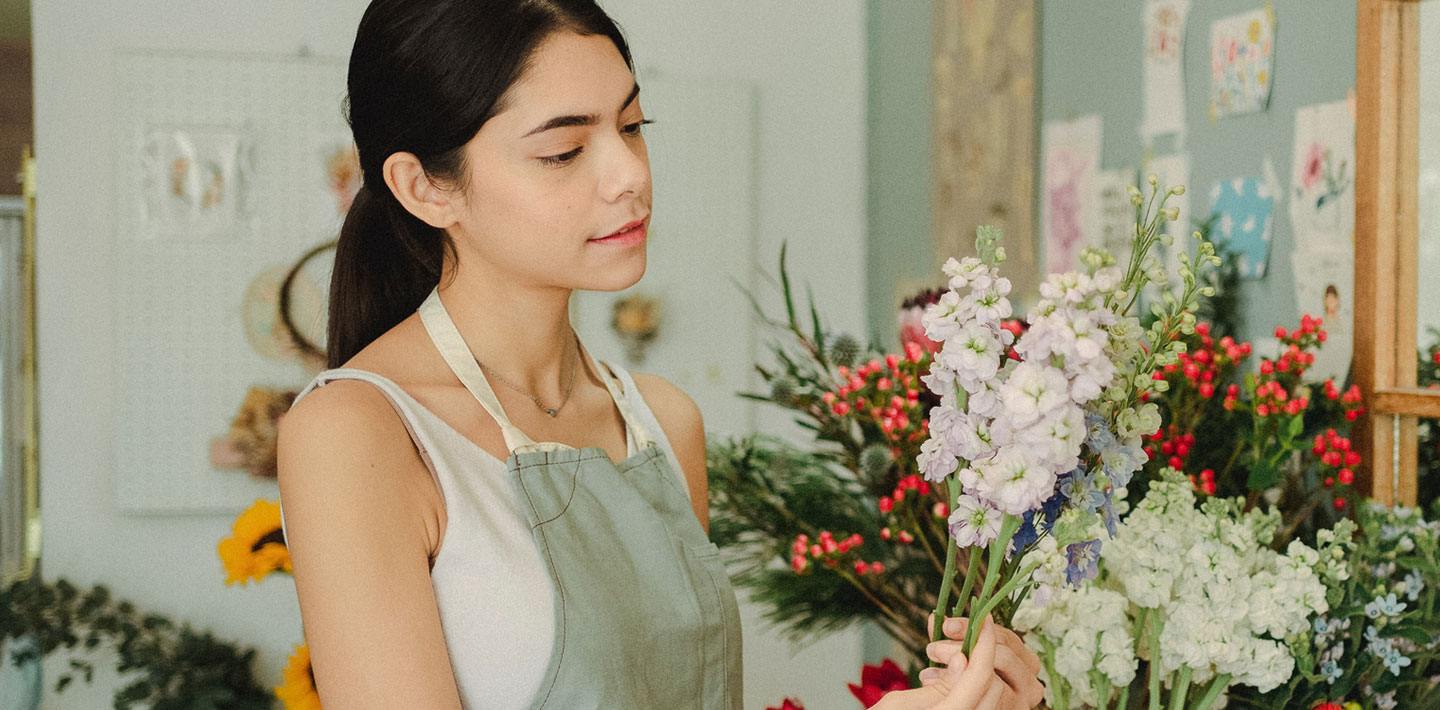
[1118,682,1132,710]
[971,557,1043,622]
[953,543,983,620]
[1188,673,1229,710]
[931,477,963,645]
[1168,665,1192,710]
[1090,669,1112,710]
[962,514,1022,655]
[1147,611,1165,710]
[1039,635,1069,710]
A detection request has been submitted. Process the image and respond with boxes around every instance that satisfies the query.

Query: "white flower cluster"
[1012,573,1136,709]
[918,244,1130,549]
[1014,473,1331,706]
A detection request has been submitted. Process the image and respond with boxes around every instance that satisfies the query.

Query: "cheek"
[467,170,583,241]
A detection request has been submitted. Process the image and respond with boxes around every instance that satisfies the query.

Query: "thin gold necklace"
[475,331,579,417]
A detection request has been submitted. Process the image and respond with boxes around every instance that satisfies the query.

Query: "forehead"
[498,32,635,121]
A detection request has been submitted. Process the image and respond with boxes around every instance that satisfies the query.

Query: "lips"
[595,217,647,240]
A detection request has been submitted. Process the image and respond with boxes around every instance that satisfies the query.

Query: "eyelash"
[538,119,655,167]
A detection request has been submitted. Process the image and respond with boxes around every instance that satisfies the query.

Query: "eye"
[622,119,655,136]
[538,146,583,167]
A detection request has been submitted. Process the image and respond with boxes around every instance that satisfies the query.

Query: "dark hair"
[1325,284,1339,298]
[328,0,634,368]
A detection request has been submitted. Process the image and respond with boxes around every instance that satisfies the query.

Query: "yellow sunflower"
[218,499,292,585]
[275,642,322,710]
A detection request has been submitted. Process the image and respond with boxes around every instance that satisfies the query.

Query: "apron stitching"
[517,469,568,708]
[530,457,587,529]
[699,554,732,706]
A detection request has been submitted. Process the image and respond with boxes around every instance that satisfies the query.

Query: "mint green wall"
[868,1,1359,352]
[1038,0,1356,347]
[866,0,935,351]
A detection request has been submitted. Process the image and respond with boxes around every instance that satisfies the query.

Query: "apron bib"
[418,287,743,709]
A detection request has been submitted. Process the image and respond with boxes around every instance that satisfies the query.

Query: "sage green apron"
[418,288,744,709]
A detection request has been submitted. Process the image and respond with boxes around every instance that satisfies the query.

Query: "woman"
[276,1,1044,707]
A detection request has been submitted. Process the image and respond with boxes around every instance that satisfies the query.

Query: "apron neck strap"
[417,286,653,454]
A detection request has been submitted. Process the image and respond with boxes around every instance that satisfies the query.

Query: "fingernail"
[918,668,940,682]
[943,617,964,633]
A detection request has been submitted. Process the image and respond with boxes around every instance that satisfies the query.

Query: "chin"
[582,256,647,292]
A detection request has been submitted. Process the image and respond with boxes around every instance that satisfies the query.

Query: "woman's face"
[449,31,652,292]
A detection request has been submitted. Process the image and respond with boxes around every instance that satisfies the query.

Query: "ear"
[381,152,460,229]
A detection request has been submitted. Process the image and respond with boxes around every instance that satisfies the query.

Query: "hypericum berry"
[1334,497,1347,510]
[1338,468,1354,485]
[855,561,869,575]
[878,496,894,513]
[880,527,892,540]
[792,555,808,573]
[898,531,915,544]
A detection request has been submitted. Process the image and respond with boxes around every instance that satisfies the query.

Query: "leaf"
[1248,459,1280,489]
[779,241,798,331]
[807,285,826,365]
[1287,414,1305,441]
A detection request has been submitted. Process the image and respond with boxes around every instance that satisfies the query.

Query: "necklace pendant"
[544,408,559,417]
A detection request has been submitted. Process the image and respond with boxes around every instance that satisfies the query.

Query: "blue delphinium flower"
[1060,468,1106,514]
[1064,539,1102,587]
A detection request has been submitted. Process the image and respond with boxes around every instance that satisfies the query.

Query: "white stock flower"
[1000,361,1071,428]
[923,290,967,343]
[939,323,1004,387]
[918,435,960,483]
[971,445,1057,515]
[949,494,1004,548]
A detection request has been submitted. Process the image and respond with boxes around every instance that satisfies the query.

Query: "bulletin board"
[110,49,349,513]
[1036,0,1358,353]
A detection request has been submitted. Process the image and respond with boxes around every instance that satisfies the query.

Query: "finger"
[975,673,1006,710]
[991,645,1029,695]
[992,624,1041,675]
[942,616,969,640]
[931,616,999,709]
[926,639,965,665]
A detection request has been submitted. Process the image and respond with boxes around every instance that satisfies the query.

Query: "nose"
[597,132,650,203]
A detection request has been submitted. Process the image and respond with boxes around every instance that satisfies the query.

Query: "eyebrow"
[521,82,641,138]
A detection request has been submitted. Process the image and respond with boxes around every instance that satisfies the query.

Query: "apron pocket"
[680,540,744,709]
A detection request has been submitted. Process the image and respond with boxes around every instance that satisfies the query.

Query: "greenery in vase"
[0,576,272,710]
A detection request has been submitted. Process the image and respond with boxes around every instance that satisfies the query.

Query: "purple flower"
[1064,539,1102,587]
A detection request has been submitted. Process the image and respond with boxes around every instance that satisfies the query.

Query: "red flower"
[766,698,806,710]
[1311,703,1343,710]
[848,659,912,708]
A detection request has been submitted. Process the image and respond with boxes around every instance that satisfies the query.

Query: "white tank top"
[278,360,690,708]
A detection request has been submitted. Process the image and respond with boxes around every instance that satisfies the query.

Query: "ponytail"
[325,183,452,368]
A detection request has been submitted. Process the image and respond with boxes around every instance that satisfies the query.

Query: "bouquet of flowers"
[1012,470,1337,709]
[711,177,1219,669]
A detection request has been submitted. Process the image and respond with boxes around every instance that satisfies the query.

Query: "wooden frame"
[1353,0,1436,506]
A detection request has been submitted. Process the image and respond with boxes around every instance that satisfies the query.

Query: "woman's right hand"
[870,615,1004,710]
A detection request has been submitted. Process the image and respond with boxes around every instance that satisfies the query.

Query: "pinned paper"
[1042,115,1103,274]
[1209,176,1275,278]
[1209,8,1275,119]
[1289,99,1355,252]
[1141,0,1190,139]
[1291,245,1354,382]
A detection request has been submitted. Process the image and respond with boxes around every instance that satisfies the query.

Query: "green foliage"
[0,577,272,710]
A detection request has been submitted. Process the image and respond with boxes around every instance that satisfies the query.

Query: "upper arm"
[628,373,709,535]
[276,382,462,709]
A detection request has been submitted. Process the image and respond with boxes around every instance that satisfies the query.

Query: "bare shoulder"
[625,372,710,532]
[274,380,460,707]
[277,379,443,556]
[627,372,703,429]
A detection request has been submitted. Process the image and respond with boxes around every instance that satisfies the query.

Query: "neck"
[435,261,584,401]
